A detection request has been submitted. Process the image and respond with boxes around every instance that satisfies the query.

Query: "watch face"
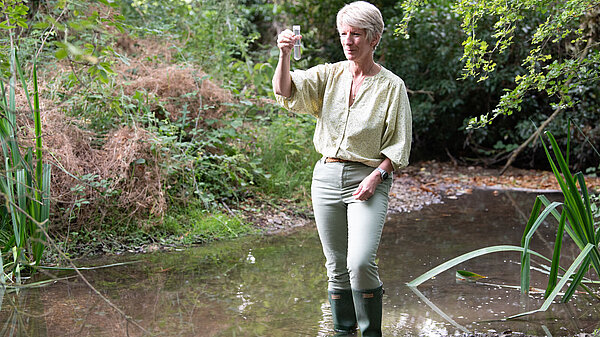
[377,168,388,179]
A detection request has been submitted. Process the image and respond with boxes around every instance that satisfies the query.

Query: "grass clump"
[159,207,254,245]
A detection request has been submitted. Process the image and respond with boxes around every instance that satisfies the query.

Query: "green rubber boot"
[352,286,383,337]
[328,289,357,333]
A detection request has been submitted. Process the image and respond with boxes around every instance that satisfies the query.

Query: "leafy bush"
[122,0,259,81]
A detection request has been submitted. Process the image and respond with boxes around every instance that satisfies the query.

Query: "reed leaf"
[407,245,551,287]
[13,52,34,114]
[0,252,4,284]
[576,172,595,243]
[543,132,600,274]
[544,210,566,299]
[5,158,19,248]
[562,255,592,302]
[546,133,590,237]
[521,197,542,247]
[538,195,583,248]
[520,201,562,294]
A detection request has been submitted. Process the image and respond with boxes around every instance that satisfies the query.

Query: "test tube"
[293,25,301,60]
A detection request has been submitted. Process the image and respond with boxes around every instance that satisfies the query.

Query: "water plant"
[0,1,55,283]
[0,47,51,281]
[408,130,600,319]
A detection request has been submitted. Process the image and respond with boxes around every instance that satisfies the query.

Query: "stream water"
[1,190,599,336]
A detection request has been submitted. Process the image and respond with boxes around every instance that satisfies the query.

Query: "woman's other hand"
[352,172,381,201]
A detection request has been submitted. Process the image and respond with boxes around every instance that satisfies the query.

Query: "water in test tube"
[293,25,301,60]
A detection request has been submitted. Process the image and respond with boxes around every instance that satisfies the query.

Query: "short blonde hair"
[336,1,384,45]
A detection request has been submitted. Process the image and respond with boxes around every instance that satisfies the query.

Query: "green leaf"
[456,270,486,282]
[0,20,16,29]
[544,210,567,299]
[520,200,562,294]
[55,48,68,60]
[33,21,50,29]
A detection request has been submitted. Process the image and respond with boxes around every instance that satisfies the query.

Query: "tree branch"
[499,35,594,175]
[406,88,434,100]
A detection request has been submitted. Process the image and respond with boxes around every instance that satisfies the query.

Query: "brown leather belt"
[325,157,353,163]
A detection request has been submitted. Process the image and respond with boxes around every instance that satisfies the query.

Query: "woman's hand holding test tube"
[276,27,302,60]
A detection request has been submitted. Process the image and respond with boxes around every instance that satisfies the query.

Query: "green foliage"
[0,1,29,78]
[160,207,253,245]
[387,0,599,169]
[121,89,260,206]
[397,0,600,128]
[10,0,127,87]
[386,0,530,161]
[52,205,253,258]
[122,0,259,80]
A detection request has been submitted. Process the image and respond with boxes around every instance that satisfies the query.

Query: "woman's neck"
[349,59,377,78]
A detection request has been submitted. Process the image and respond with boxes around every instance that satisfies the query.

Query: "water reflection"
[0,190,598,336]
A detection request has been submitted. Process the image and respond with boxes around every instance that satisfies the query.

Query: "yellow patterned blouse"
[274,61,412,171]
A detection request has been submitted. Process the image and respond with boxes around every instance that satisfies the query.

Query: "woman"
[272,2,411,336]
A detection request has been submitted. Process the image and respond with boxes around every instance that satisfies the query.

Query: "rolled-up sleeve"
[380,81,412,171]
[274,64,328,117]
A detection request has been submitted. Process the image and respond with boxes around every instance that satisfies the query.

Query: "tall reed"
[0,46,51,282]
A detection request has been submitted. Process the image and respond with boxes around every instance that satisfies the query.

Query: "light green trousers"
[311,158,392,291]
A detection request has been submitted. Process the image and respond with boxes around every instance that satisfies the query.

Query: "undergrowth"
[49,204,254,260]
[251,109,320,203]
[0,0,324,261]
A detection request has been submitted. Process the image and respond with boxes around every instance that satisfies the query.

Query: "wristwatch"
[375,167,389,181]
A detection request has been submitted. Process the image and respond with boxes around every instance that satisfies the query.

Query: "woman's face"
[338,25,375,63]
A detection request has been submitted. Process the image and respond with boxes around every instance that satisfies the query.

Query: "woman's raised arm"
[272,29,301,97]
